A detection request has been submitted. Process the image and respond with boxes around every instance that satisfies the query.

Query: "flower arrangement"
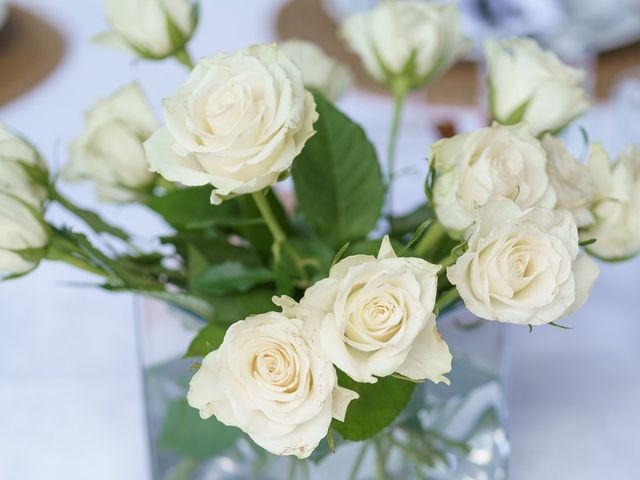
[2,0,638,476]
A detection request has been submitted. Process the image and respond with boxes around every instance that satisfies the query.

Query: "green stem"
[436,288,461,312]
[174,47,195,70]
[167,458,199,480]
[52,189,129,241]
[45,242,109,278]
[251,191,286,244]
[373,438,388,480]
[414,221,446,257]
[348,442,370,480]
[437,253,457,268]
[287,458,297,480]
[386,85,408,214]
[252,190,308,282]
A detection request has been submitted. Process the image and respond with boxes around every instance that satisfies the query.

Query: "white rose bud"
[145,44,318,204]
[0,192,49,277]
[97,0,197,59]
[275,236,452,385]
[63,84,157,202]
[340,1,469,92]
[279,39,353,101]
[0,124,48,207]
[187,312,358,458]
[542,134,595,228]
[485,37,590,136]
[430,123,557,235]
[581,143,640,261]
[447,198,599,326]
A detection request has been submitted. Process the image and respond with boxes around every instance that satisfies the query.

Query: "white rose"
[581,143,640,260]
[279,39,353,101]
[145,44,318,204]
[0,192,49,277]
[187,312,357,458]
[275,236,451,385]
[97,0,197,58]
[447,198,599,325]
[485,37,590,136]
[0,124,48,206]
[340,1,469,91]
[430,123,557,235]
[64,84,157,202]
[542,134,595,227]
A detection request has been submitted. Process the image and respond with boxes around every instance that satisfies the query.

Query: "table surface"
[1,1,639,479]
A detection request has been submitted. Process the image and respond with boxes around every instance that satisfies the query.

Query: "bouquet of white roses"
[2,0,639,477]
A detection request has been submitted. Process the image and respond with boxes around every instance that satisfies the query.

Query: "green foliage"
[185,323,226,357]
[158,399,240,460]
[292,94,384,247]
[146,186,237,230]
[53,190,130,240]
[343,237,404,258]
[206,287,275,324]
[332,371,416,441]
[390,203,434,237]
[190,261,273,295]
[398,219,432,256]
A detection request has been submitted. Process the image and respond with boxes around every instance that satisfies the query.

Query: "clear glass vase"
[136,297,510,480]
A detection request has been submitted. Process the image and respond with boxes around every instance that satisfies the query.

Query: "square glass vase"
[136,298,510,480]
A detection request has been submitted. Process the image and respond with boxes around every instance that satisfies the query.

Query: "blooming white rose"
[542,134,595,227]
[0,192,49,277]
[275,236,451,384]
[485,37,590,136]
[581,143,640,260]
[430,123,557,235]
[145,44,318,204]
[64,84,157,202]
[187,312,357,458]
[97,0,197,58]
[341,1,469,91]
[447,198,599,325]
[279,39,353,101]
[0,124,48,206]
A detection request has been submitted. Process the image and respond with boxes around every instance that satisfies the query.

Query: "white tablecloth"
[1,1,639,479]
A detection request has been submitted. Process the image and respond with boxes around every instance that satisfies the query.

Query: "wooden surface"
[0,5,66,107]
[277,0,640,104]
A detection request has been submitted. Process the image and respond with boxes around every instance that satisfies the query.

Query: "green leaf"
[238,190,292,257]
[142,290,214,320]
[344,237,404,257]
[162,232,264,284]
[503,98,531,125]
[332,242,351,268]
[158,399,240,460]
[146,187,238,230]
[398,219,432,256]
[332,371,416,441]
[53,191,129,241]
[273,252,295,296]
[289,237,334,275]
[185,216,265,230]
[579,238,597,247]
[207,287,275,324]
[191,261,273,295]
[185,323,226,357]
[548,321,573,330]
[292,94,384,247]
[186,244,210,285]
[390,203,435,237]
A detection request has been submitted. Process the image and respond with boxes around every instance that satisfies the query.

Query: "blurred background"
[1,0,639,479]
